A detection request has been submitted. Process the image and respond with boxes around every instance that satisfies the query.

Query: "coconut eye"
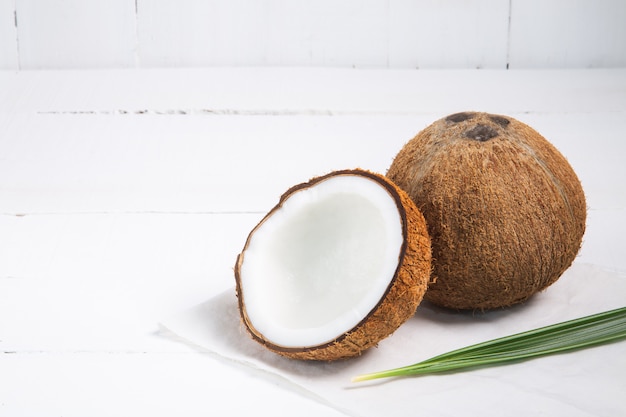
[489,115,510,127]
[464,124,499,142]
[446,112,475,123]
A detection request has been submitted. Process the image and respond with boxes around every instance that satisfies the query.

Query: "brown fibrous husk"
[234,169,432,360]
[387,112,587,310]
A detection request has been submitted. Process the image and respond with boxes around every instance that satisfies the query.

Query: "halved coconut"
[234,169,431,360]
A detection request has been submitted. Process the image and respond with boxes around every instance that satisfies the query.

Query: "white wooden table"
[1,68,625,416]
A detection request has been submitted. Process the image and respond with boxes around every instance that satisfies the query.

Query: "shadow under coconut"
[413,296,544,325]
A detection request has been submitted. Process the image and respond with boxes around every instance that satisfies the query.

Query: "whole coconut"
[387,112,586,310]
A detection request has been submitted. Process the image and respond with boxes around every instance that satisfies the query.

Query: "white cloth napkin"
[160,262,626,417]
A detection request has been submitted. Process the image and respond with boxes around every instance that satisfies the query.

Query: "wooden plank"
[509,0,626,68]
[137,0,510,69]
[136,0,218,67]
[3,0,626,69]
[137,0,390,67]
[0,0,18,69]
[2,68,625,115]
[137,0,509,69]
[15,0,136,69]
[0,352,345,416]
[1,69,625,213]
[389,0,510,69]
[0,213,262,351]
[264,0,389,67]
[2,110,623,214]
[0,111,427,214]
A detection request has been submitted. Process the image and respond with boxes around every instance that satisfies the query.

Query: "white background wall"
[0,0,625,70]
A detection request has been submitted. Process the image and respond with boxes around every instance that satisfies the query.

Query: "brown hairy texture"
[387,112,586,310]
[234,169,431,360]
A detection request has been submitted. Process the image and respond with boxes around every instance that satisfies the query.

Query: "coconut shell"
[387,112,586,310]
[234,169,432,360]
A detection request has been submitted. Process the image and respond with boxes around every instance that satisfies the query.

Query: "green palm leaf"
[353,306,626,382]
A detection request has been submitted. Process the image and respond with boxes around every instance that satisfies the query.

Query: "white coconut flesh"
[238,175,404,349]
